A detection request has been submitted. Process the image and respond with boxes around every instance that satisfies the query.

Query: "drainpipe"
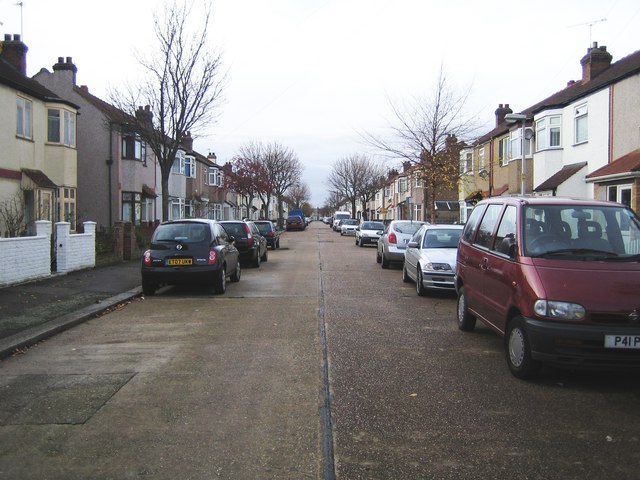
[106,122,114,226]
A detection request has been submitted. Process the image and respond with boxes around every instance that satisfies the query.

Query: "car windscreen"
[423,229,462,248]
[255,223,272,234]
[154,223,210,243]
[221,223,247,238]
[394,222,423,235]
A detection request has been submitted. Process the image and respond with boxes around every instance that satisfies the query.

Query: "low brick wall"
[0,221,52,287]
[0,221,96,287]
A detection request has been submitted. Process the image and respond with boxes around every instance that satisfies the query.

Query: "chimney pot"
[0,33,28,75]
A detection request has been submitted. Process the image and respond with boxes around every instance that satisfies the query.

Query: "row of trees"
[326,69,477,223]
[225,141,306,225]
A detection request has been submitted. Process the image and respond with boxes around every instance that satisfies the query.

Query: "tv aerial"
[569,18,607,45]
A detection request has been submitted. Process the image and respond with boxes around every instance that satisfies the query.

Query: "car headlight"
[533,300,585,320]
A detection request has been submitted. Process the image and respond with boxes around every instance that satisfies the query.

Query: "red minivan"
[455,196,640,379]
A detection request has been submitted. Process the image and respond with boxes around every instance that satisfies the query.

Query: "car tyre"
[402,262,411,283]
[456,286,476,331]
[416,267,426,296]
[230,262,241,283]
[252,251,261,268]
[376,249,382,264]
[213,265,226,294]
[381,252,390,269]
[142,279,157,296]
[261,248,268,262]
[505,316,540,380]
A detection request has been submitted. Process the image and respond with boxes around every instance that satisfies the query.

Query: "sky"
[2,0,639,207]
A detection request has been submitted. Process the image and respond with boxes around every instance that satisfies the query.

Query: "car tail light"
[266,231,274,238]
[208,250,217,265]
[245,224,253,246]
[388,232,397,244]
[143,250,152,266]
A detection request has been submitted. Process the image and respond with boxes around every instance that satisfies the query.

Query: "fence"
[0,221,96,287]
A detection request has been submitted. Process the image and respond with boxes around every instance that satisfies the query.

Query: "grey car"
[355,221,385,247]
[402,224,463,295]
[377,220,427,268]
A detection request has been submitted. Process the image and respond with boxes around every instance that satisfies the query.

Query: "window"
[473,204,503,249]
[462,151,473,174]
[478,147,485,170]
[492,205,517,255]
[122,192,142,224]
[574,104,588,144]
[461,204,486,243]
[209,167,223,186]
[398,178,407,194]
[498,137,509,166]
[509,129,532,161]
[415,176,423,188]
[184,156,196,178]
[122,133,146,163]
[536,115,561,151]
[47,108,76,146]
[16,96,33,139]
[59,187,76,230]
[170,197,185,219]
[608,185,632,209]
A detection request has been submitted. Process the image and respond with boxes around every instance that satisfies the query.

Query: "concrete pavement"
[0,260,142,359]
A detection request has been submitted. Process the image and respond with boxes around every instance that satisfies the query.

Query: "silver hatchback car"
[376,220,427,268]
[403,224,463,295]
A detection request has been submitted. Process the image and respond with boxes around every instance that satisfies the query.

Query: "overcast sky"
[2,0,639,206]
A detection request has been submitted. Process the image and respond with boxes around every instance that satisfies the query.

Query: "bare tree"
[0,194,26,237]
[363,68,476,222]
[288,182,310,209]
[327,153,385,219]
[112,0,225,221]
[263,142,303,227]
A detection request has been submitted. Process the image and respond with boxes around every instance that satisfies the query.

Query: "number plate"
[604,335,640,349]
[167,258,192,266]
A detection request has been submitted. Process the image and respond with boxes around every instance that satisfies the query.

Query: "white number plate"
[604,335,640,349]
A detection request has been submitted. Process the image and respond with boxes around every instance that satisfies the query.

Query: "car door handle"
[480,258,489,271]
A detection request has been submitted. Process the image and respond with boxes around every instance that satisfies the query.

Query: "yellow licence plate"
[167,258,192,266]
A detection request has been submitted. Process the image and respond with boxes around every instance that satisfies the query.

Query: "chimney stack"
[0,34,28,75]
[580,42,612,83]
[52,56,78,84]
[135,105,153,129]
[180,131,194,152]
[495,103,513,127]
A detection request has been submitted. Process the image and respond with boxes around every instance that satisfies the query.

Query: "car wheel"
[252,251,261,268]
[505,316,540,380]
[261,248,268,262]
[276,239,280,249]
[381,252,389,268]
[456,286,476,331]
[230,262,241,283]
[416,267,426,296]
[376,249,382,264]
[402,262,411,283]
[213,265,226,294]
[142,279,157,296]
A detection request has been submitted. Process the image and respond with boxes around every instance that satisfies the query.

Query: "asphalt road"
[1,221,639,479]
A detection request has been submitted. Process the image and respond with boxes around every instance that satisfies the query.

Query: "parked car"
[141,219,240,296]
[340,219,359,236]
[355,221,385,247]
[377,220,427,268]
[455,196,640,379]
[403,224,463,295]
[254,220,280,249]
[220,220,268,268]
[286,215,306,231]
[333,211,351,231]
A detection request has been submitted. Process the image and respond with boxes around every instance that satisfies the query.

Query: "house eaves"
[534,162,587,192]
[1,59,79,109]
[585,148,640,183]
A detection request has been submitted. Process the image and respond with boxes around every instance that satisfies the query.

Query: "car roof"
[159,218,216,225]
[424,224,463,230]
[476,195,622,208]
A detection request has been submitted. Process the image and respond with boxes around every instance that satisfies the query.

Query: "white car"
[355,221,385,247]
[402,224,463,295]
[340,219,359,236]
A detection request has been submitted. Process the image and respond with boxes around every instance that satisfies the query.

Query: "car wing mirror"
[407,241,419,249]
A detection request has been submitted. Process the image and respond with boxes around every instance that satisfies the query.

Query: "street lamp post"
[505,113,528,195]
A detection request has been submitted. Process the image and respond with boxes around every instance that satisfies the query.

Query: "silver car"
[355,221,386,247]
[376,220,427,268]
[403,224,463,295]
[340,219,359,236]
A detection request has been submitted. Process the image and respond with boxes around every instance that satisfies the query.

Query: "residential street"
[1,221,639,479]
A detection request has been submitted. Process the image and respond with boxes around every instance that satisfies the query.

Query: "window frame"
[16,96,33,139]
[574,104,588,145]
[47,107,76,147]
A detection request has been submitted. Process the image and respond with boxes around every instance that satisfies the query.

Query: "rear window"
[154,223,210,243]
[221,223,248,238]
[255,222,272,234]
[362,222,384,230]
[287,216,302,222]
[394,222,424,234]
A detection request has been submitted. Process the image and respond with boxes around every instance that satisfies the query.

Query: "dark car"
[141,219,240,296]
[286,215,305,231]
[254,220,281,249]
[220,220,268,267]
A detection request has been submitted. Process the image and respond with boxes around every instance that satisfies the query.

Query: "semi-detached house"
[0,34,79,237]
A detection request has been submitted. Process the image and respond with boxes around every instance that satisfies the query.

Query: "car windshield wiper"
[533,248,620,259]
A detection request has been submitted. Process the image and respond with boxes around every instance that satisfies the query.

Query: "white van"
[332,211,351,231]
